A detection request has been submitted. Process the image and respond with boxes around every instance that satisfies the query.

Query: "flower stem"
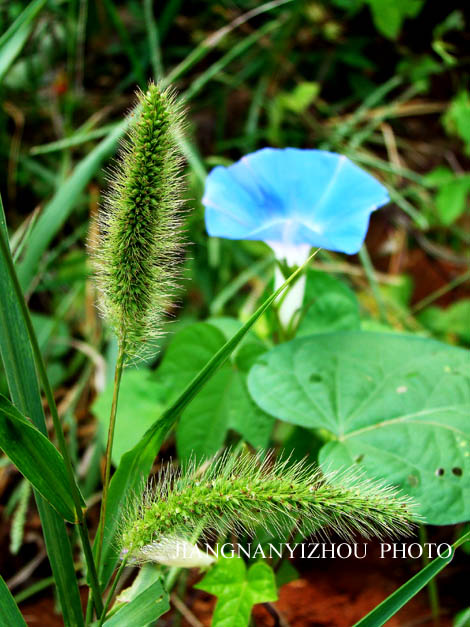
[271,244,312,332]
[97,555,129,627]
[358,244,387,323]
[419,524,440,625]
[96,341,126,571]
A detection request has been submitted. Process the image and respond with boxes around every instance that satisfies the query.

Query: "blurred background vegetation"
[0,0,469,621]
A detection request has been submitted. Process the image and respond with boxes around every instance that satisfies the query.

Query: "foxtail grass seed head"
[120,451,420,567]
[93,83,186,356]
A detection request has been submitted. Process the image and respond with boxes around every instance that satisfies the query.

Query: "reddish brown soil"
[187,539,464,627]
[17,532,467,626]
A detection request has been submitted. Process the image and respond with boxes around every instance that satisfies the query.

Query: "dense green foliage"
[0,1,468,626]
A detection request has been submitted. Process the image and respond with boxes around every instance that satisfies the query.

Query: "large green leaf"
[195,558,278,627]
[0,395,77,522]
[248,331,470,524]
[92,323,269,465]
[0,575,27,626]
[0,199,84,626]
[102,578,169,627]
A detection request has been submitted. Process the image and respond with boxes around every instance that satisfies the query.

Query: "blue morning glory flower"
[203,148,389,262]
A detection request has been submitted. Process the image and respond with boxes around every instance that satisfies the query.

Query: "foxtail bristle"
[93,82,187,356]
[120,451,421,564]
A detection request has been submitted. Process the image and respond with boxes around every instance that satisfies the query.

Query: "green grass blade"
[0,575,27,627]
[102,579,169,627]
[327,76,402,145]
[96,251,318,587]
[0,394,77,522]
[30,125,116,155]
[101,0,145,86]
[0,198,84,627]
[165,0,293,85]
[18,0,290,295]
[354,532,470,626]
[0,0,47,82]
[210,254,274,315]
[354,552,452,626]
[454,608,470,627]
[183,19,281,101]
[144,0,164,80]
[18,120,128,292]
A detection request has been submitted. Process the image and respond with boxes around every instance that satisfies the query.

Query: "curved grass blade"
[0,0,47,82]
[354,531,470,626]
[18,0,292,294]
[102,579,169,627]
[96,251,319,587]
[18,120,128,292]
[0,395,77,522]
[0,575,27,627]
[0,198,84,626]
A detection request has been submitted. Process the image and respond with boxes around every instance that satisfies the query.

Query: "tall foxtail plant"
[91,82,187,568]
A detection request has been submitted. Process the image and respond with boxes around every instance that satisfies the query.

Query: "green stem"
[411,269,470,314]
[96,342,126,571]
[101,0,146,87]
[358,244,388,323]
[97,556,128,627]
[0,231,103,617]
[144,0,164,80]
[419,524,440,626]
[85,595,94,627]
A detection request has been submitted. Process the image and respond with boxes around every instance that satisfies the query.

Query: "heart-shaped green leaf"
[248,332,470,524]
[195,558,278,627]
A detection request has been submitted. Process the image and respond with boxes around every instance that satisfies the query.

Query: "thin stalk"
[419,525,440,626]
[0,231,104,616]
[101,0,146,86]
[97,556,128,627]
[85,595,94,626]
[96,342,126,570]
[144,0,163,80]
[411,269,470,314]
[358,244,388,323]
